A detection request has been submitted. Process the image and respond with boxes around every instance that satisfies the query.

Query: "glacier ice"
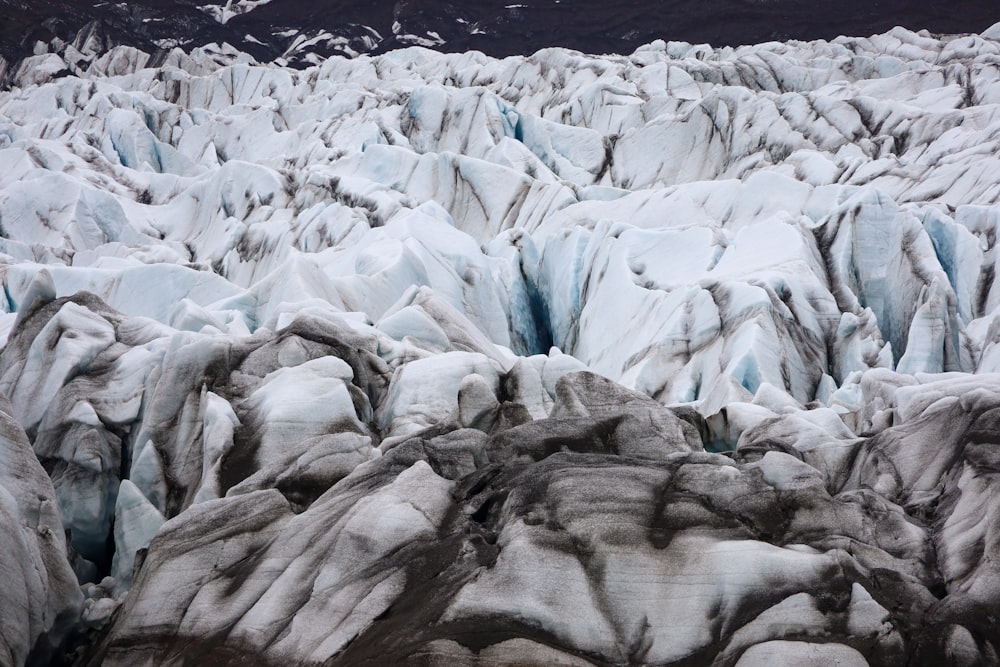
[0,393,81,666]
[1,19,1000,667]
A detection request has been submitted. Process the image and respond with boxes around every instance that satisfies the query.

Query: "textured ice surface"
[2,21,1000,667]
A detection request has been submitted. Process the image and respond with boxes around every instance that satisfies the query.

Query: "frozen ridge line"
[2,21,1000,666]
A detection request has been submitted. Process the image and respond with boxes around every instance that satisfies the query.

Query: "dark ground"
[1,0,998,66]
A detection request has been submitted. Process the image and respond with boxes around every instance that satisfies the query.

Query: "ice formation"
[1,19,1000,666]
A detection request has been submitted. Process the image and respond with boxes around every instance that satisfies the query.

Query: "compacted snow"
[2,21,1000,666]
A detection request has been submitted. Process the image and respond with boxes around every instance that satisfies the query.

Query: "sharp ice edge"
[2,22,1000,666]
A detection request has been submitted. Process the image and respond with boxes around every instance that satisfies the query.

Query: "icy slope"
[1,22,1000,666]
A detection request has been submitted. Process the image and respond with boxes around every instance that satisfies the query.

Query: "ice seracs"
[0,393,81,666]
[2,20,1000,667]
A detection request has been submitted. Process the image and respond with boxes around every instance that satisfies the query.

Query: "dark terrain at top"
[2,0,998,67]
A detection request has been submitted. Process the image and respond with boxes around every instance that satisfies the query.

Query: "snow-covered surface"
[1,21,1000,666]
[197,0,276,26]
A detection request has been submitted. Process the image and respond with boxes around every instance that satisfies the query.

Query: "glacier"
[1,20,1000,666]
